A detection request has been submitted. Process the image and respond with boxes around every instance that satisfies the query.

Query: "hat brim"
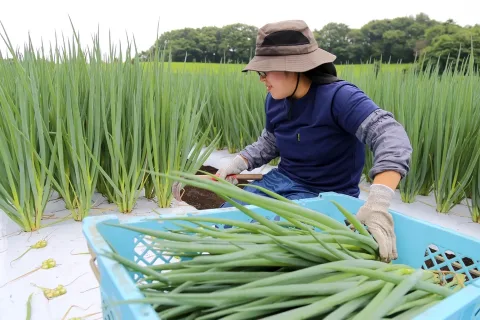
[242,48,336,73]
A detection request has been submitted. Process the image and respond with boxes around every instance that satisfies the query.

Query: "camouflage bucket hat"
[243,20,336,73]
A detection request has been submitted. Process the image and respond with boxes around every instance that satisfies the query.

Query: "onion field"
[0,29,479,234]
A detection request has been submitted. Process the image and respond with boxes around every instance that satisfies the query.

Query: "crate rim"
[86,193,480,245]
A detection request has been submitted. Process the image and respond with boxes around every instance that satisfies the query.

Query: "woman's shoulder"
[314,80,371,105]
[314,80,361,94]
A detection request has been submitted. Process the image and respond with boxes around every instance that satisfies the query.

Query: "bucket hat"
[243,20,336,73]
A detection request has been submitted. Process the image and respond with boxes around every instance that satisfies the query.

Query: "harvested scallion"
[99,173,463,319]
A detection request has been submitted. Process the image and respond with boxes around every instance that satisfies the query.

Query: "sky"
[0,0,478,58]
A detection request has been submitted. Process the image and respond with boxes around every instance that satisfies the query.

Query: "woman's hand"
[356,183,398,263]
[215,155,249,185]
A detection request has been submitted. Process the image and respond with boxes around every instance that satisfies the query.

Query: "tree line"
[137,13,480,66]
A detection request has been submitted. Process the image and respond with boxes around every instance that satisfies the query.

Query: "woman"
[215,20,413,263]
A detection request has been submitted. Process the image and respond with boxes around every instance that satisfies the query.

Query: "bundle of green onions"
[101,171,465,320]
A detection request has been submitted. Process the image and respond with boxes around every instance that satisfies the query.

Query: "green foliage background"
[138,13,480,69]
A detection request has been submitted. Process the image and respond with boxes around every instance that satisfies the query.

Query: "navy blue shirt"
[265,80,379,197]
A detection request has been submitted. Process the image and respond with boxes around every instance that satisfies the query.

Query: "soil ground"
[179,165,246,210]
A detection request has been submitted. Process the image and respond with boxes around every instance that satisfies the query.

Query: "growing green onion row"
[1,23,479,233]
[100,173,466,320]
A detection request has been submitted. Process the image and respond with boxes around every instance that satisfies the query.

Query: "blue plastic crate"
[82,192,480,320]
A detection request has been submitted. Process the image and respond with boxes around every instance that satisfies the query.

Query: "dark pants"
[220,168,319,208]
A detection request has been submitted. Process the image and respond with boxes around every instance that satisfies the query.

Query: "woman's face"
[259,71,297,99]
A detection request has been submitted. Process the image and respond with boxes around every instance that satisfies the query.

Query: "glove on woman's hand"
[355,184,398,263]
[172,155,248,201]
[215,155,248,185]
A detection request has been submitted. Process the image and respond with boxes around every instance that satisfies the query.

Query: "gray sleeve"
[239,129,280,170]
[355,109,413,180]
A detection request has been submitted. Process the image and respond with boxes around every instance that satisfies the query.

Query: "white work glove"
[355,184,397,263]
[215,155,248,185]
